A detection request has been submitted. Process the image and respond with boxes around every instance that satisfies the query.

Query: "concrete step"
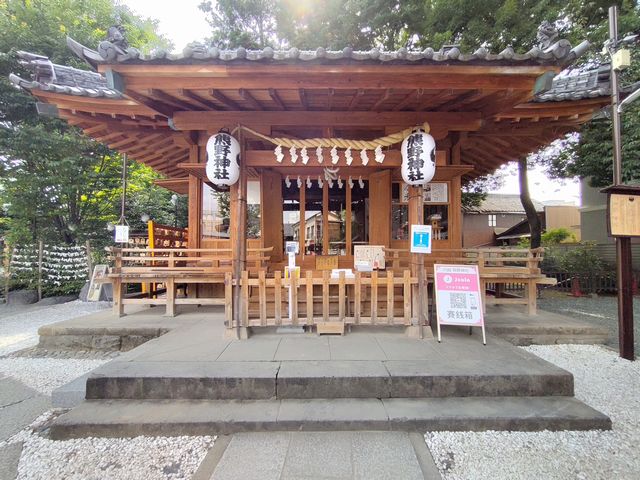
[84,359,574,400]
[49,396,612,439]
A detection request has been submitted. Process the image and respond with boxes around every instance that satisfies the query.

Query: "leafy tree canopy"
[0,0,184,246]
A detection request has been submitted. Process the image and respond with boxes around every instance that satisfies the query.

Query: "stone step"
[50,396,612,439]
[84,359,574,400]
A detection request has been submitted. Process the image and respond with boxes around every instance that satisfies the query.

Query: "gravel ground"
[1,411,215,480]
[425,344,640,480]
[0,301,215,480]
[538,291,640,353]
[0,358,108,395]
[0,300,110,356]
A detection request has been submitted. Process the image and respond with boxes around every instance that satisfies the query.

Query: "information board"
[410,225,432,254]
[434,264,486,344]
[354,245,385,270]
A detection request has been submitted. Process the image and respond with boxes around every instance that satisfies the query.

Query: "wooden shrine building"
[10,25,614,334]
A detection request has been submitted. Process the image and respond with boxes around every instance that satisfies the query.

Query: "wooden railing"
[107,247,272,316]
[228,270,418,329]
[383,247,553,315]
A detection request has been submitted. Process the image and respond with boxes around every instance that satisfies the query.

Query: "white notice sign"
[434,264,486,344]
[114,225,129,243]
[354,245,385,270]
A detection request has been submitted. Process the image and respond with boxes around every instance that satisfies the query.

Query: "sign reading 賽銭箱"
[410,225,432,254]
[434,264,486,344]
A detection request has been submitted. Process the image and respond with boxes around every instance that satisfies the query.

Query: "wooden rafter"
[268,88,285,110]
[179,90,221,110]
[439,90,494,112]
[327,88,335,111]
[348,89,365,111]
[239,88,263,110]
[149,89,200,111]
[392,89,422,111]
[298,89,309,109]
[371,89,392,111]
[209,89,242,110]
[125,89,175,118]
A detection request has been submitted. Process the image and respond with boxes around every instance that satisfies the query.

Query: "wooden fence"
[227,270,419,329]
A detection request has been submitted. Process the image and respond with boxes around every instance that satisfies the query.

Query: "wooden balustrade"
[227,270,418,329]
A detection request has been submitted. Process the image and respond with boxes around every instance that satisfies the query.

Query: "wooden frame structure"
[10,28,610,329]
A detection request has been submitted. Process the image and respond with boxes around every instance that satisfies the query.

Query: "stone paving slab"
[207,431,433,480]
[0,377,51,442]
[0,442,23,480]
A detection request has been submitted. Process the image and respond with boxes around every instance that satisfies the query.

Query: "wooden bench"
[107,247,272,316]
[384,247,556,315]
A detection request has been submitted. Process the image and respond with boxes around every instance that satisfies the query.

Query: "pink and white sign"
[434,264,486,344]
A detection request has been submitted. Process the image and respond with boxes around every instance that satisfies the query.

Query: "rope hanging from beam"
[234,122,431,165]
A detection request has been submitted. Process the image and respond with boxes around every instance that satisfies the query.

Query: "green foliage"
[541,227,576,244]
[540,242,606,278]
[0,0,179,247]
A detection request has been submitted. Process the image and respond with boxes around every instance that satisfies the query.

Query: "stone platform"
[48,307,611,438]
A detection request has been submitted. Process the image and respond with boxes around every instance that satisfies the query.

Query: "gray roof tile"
[463,194,544,214]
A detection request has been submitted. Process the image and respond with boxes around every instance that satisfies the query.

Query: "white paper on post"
[114,225,129,243]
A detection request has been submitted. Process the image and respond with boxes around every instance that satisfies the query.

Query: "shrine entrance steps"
[48,313,610,438]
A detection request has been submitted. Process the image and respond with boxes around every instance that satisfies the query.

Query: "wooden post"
[37,240,43,301]
[408,186,426,328]
[232,127,248,338]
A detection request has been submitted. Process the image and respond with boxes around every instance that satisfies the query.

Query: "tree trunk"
[518,157,542,248]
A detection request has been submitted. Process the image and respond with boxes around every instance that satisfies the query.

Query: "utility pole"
[608,5,635,361]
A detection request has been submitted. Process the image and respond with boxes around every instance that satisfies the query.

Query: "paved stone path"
[195,431,441,480]
[0,375,50,480]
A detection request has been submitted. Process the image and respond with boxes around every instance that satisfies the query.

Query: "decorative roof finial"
[537,21,559,50]
[97,25,139,62]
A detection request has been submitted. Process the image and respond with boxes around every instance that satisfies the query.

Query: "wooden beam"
[348,89,365,111]
[268,88,285,110]
[125,89,175,118]
[239,88,263,110]
[209,89,242,110]
[179,90,221,110]
[172,110,482,130]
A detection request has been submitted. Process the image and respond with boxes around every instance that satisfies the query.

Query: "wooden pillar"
[260,170,283,263]
[232,128,248,337]
[408,185,427,327]
[187,143,202,249]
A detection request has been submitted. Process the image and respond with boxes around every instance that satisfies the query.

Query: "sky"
[119,1,582,206]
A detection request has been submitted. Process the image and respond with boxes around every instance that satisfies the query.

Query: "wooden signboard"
[316,255,339,270]
[603,185,640,237]
[87,264,108,302]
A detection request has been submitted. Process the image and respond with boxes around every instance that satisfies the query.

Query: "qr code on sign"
[450,293,467,309]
